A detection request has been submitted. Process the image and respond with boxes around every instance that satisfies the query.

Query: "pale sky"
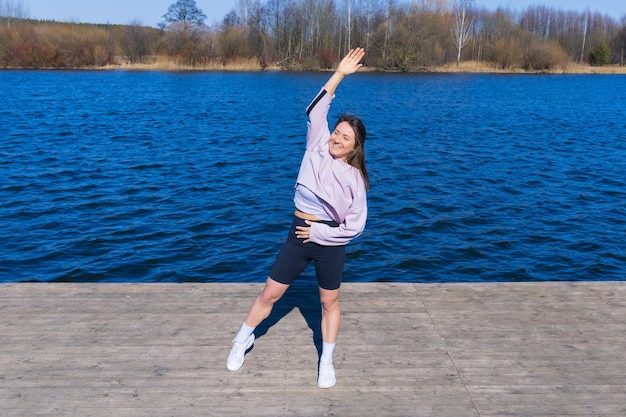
[23,0,625,27]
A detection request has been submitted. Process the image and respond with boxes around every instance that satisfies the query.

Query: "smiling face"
[328,121,356,162]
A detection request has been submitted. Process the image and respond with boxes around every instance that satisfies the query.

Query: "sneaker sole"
[317,380,336,389]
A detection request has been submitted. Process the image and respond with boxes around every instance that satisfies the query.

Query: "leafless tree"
[0,0,29,26]
[382,0,394,63]
[237,0,253,32]
[451,0,474,65]
[122,20,151,64]
[580,9,589,63]
[617,16,626,67]
[161,0,207,31]
[346,0,353,52]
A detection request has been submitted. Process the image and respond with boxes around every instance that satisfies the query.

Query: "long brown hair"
[337,113,370,191]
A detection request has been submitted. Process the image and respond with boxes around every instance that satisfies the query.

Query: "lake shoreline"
[95,60,626,74]
[4,59,626,74]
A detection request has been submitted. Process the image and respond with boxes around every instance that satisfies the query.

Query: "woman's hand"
[323,47,365,96]
[337,47,365,76]
[295,220,312,243]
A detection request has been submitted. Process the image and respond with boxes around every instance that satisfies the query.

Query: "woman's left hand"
[337,47,365,76]
[295,221,312,243]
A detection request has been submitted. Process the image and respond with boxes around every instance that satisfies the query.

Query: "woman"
[227,48,369,389]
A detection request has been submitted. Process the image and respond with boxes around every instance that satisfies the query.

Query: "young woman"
[227,48,369,389]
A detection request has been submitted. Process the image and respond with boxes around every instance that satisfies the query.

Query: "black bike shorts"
[269,216,346,290]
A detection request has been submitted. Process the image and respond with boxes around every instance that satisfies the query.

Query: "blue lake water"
[1,70,625,283]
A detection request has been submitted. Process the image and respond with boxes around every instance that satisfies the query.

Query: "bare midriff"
[294,209,322,221]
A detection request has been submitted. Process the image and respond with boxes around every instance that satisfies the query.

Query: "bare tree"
[237,0,252,32]
[361,0,373,51]
[301,0,314,56]
[161,0,208,65]
[382,0,393,63]
[451,0,474,65]
[520,5,553,38]
[0,0,29,26]
[265,0,289,60]
[122,20,151,64]
[353,0,381,59]
[618,16,626,67]
[580,9,589,63]
[161,0,207,31]
[346,0,353,52]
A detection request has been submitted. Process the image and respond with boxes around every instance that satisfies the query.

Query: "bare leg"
[317,287,340,388]
[319,287,341,343]
[244,277,290,327]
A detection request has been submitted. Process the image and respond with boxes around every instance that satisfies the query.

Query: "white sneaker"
[317,359,336,388]
[227,334,254,371]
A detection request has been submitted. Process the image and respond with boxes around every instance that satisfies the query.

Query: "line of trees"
[1,0,625,70]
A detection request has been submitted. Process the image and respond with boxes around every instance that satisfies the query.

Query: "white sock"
[321,342,335,362]
[234,322,255,343]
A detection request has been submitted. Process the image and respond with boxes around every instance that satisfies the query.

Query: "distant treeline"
[1,0,625,70]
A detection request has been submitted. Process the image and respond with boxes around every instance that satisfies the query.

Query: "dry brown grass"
[559,62,626,74]
[430,61,524,73]
[430,60,626,74]
[105,56,265,71]
[100,56,626,74]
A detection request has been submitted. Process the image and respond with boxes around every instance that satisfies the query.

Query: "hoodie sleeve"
[308,179,368,246]
[305,88,333,151]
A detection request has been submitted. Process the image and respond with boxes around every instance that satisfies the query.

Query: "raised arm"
[323,48,365,96]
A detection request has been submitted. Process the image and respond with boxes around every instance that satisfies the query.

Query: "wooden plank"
[1,282,625,416]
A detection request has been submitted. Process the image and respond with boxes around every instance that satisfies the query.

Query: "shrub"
[588,42,610,66]
[316,49,337,69]
[523,39,569,71]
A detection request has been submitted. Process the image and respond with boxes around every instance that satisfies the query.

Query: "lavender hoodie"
[295,88,368,246]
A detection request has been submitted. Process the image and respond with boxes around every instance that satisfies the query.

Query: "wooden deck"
[2,281,625,416]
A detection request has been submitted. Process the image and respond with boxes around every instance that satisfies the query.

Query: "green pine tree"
[588,42,610,66]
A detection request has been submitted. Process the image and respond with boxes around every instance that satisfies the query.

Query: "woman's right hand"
[295,221,312,243]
